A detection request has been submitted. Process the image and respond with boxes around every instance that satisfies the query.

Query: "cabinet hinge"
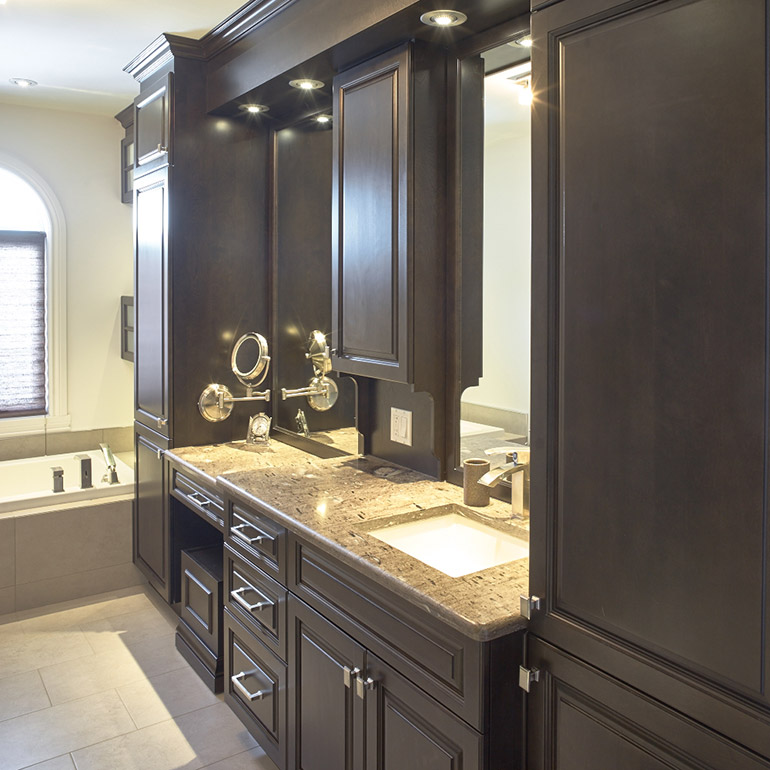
[520,594,541,620]
[519,666,540,693]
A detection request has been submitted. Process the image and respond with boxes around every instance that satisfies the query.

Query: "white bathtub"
[0,449,134,514]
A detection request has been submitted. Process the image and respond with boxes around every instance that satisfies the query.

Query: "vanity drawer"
[288,534,483,729]
[170,466,224,531]
[225,543,287,660]
[224,608,287,770]
[226,498,286,584]
[176,545,224,692]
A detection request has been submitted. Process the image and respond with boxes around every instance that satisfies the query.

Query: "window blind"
[0,231,46,417]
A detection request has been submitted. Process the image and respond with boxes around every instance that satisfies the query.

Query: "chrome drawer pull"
[342,666,361,688]
[355,675,377,699]
[187,491,212,508]
[231,522,270,546]
[231,671,269,702]
[230,586,273,613]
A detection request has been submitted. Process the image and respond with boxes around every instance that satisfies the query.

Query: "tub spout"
[74,454,93,489]
[51,466,64,493]
[99,443,119,484]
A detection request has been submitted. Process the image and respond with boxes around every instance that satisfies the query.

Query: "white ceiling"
[0,0,247,117]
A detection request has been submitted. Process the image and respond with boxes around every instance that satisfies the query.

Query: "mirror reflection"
[271,115,358,456]
[460,44,531,473]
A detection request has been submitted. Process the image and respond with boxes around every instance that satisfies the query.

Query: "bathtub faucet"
[51,466,64,493]
[74,454,93,489]
[99,443,119,485]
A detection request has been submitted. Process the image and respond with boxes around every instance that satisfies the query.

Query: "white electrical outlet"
[390,407,413,446]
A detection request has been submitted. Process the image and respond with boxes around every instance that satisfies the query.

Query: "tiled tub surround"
[0,496,143,614]
[169,442,530,640]
[0,425,134,463]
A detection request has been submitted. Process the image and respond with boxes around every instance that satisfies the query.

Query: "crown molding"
[201,0,299,60]
[124,33,205,82]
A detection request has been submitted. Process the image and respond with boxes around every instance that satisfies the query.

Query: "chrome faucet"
[478,458,530,519]
[74,454,93,489]
[99,443,119,484]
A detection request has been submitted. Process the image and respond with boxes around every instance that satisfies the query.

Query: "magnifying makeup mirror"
[198,332,272,422]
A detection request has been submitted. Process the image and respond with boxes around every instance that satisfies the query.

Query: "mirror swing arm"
[198,332,272,423]
[280,330,339,412]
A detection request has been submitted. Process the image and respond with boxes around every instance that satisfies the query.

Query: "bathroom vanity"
[163,441,528,770]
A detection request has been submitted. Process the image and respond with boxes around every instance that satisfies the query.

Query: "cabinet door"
[364,652,482,770]
[134,425,169,601]
[134,168,170,436]
[529,0,770,754]
[331,46,410,383]
[134,72,171,174]
[287,596,365,770]
[527,637,770,770]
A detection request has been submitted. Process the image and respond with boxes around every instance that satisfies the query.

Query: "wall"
[462,115,531,420]
[0,102,134,452]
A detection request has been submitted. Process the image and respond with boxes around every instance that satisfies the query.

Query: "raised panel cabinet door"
[363,652,482,770]
[134,168,170,436]
[134,427,169,601]
[526,637,770,770]
[331,46,410,383]
[287,596,365,770]
[529,0,770,751]
[134,72,172,173]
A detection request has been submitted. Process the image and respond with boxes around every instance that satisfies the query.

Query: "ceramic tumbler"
[463,458,490,506]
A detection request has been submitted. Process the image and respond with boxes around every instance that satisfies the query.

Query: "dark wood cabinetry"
[114,104,134,204]
[528,0,770,763]
[527,638,770,770]
[134,167,169,436]
[133,423,170,601]
[134,71,172,174]
[220,490,523,770]
[176,545,224,692]
[331,43,446,393]
[287,596,364,770]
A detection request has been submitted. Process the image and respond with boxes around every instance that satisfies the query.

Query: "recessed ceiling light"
[239,103,269,114]
[315,115,332,124]
[289,79,324,91]
[9,78,37,88]
[511,35,533,48]
[419,10,467,27]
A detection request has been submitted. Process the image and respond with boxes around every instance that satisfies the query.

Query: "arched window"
[0,160,68,433]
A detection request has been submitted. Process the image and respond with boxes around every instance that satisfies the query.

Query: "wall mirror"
[270,112,358,457]
[449,23,532,488]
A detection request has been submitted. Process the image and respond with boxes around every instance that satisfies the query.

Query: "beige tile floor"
[0,584,279,770]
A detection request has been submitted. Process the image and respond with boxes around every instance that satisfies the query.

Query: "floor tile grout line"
[114,687,140,731]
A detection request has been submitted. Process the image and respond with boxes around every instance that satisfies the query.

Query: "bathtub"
[0,449,134,515]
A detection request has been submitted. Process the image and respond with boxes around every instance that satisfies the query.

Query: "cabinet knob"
[156,144,168,154]
[157,417,168,428]
[155,449,164,460]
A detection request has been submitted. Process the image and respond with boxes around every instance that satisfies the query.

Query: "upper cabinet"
[114,104,135,204]
[134,72,172,176]
[331,43,446,391]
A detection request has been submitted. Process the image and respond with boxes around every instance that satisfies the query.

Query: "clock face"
[248,413,271,444]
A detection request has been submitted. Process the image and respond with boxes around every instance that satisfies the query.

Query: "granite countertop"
[168,441,529,641]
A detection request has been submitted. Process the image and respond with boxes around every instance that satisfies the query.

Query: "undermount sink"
[365,504,528,578]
